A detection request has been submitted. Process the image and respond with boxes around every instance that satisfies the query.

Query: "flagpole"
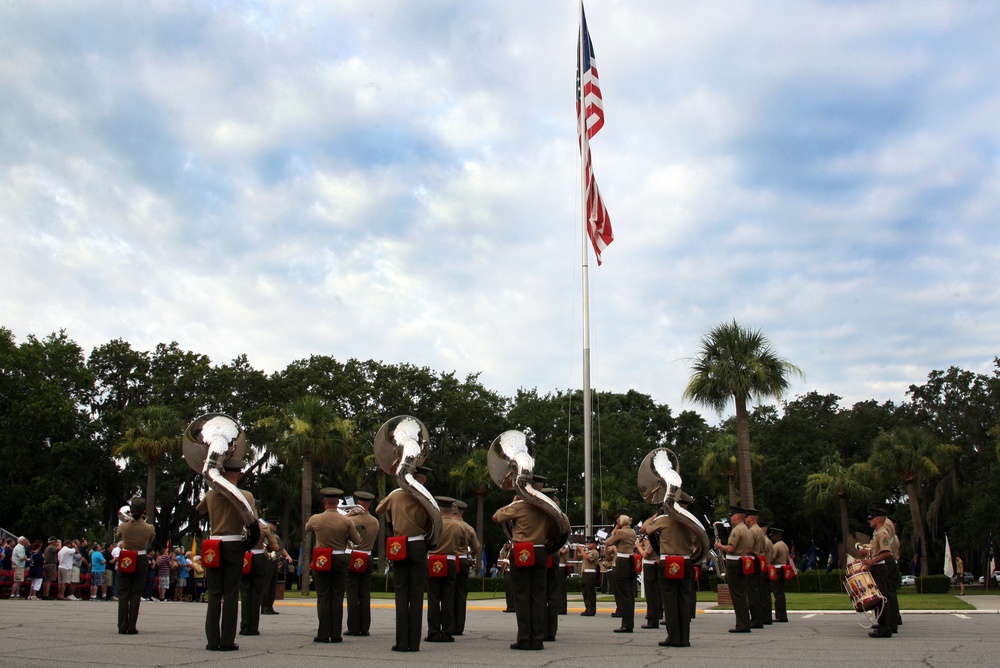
[578,0,594,539]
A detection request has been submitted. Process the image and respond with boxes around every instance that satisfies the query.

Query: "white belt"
[726,555,742,561]
[446,555,457,561]
[407,536,424,542]
[583,568,597,573]
[617,554,633,559]
[250,549,265,555]
[660,555,691,560]
[559,563,568,568]
[211,535,243,542]
[642,559,657,565]
[124,550,146,555]
[351,549,371,555]
[330,550,346,555]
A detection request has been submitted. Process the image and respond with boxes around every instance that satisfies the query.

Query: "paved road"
[3,596,999,667]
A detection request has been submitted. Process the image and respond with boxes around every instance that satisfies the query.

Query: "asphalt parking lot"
[3,596,999,667]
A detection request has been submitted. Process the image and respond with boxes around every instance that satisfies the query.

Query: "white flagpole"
[578,0,594,538]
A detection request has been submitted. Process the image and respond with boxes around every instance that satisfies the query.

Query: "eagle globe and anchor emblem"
[517,547,532,564]
[668,562,681,577]
[120,556,133,571]
[432,560,445,575]
[352,556,366,570]
[315,555,329,569]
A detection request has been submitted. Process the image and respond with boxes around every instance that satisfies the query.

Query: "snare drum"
[845,561,881,612]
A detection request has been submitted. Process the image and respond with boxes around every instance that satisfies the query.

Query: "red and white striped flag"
[577,4,613,264]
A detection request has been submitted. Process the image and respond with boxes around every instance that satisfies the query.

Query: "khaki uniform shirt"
[606,526,637,556]
[748,523,768,560]
[581,547,601,571]
[376,489,431,537]
[771,540,789,566]
[196,488,256,535]
[305,509,363,550]
[117,519,156,552]
[431,517,464,555]
[868,523,893,563]
[727,521,752,556]
[644,514,697,556]
[348,510,380,552]
[885,519,900,560]
[493,500,553,544]
[455,519,481,558]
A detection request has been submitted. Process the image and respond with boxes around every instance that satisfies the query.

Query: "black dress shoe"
[529,642,544,650]
[125,630,138,635]
[545,636,556,641]
[453,632,463,636]
[503,608,515,613]
[613,627,632,633]
[580,611,595,616]
[510,642,531,650]
[214,645,239,651]
[344,631,360,636]
[314,637,332,643]
[729,628,751,633]
[391,645,414,652]
[261,609,278,615]
[776,618,789,622]
[868,630,892,638]
[611,612,621,618]
[641,623,659,629]
[751,624,764,629]
[239,630,260,636]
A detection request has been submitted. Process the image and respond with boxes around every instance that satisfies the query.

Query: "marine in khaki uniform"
[305,487,362,644]
[860,505,899,637]
[426,497,462,642]
[768,527,790,622]
[757,518,774,625]
[239,509,272,636]
[345,491,380,637]
[493,495,555,650]
[645,504,697,648]
[605,509,637,633]
[452,499,481,636]
[714,506,752,633]
[196,461,256,651]
[636,521,662,630]
[260,519,291,615]
[744,509,766,629]
[115,498,155,635]
[577,537,600,616]
[376,465,435,653]
[498,541,514,612]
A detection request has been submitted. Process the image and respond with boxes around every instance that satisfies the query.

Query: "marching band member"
[305,487,362,644]
[714,506,752,633]
[425,496,462,643]
[605,510,637,633]
[345,491,379,637]
[115,499,155,636]
[452,499,480,636]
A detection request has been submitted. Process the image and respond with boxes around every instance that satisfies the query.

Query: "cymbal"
[845,531,870,559]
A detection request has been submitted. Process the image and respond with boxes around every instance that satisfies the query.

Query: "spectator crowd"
[2,536,206,603]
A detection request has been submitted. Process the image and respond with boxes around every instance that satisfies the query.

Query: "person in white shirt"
[10,537,30,599]
[57,539,77,600]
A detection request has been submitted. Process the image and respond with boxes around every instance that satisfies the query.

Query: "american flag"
[577,4,613,264]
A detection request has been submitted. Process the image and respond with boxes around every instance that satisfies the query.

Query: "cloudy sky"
[2,1,998,420]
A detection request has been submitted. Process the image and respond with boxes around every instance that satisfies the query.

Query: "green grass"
[712,590,976,611]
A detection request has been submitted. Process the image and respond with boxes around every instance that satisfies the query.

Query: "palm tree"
[699,433,740,508]
[869,427,960,577]
[804,453,873,549]
[448,448,492,546]
[268,395,355,593]
[114,404,184,526]
[683,319,802,509]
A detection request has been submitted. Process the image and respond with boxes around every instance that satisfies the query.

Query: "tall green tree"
[683,320,802,509]
[804,453,873,549]
[449,448,492,546]
[114,405,184,530]
[869,427,960,577]
[267,395,355,593]
[699,432,740,508]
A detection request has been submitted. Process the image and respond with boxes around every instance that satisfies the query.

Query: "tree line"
[2,326,998,577]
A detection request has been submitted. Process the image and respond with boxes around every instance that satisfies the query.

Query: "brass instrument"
[636,448,710,564]
[488,430,570,553]
[182,413,260,549]
[706,514,728,579]
[373,415,442,547]
[118,504,134,524]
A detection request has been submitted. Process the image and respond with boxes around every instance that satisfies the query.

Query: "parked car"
[952,572,975,585]
[978,571,1000,585]
[901,575,916,587]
